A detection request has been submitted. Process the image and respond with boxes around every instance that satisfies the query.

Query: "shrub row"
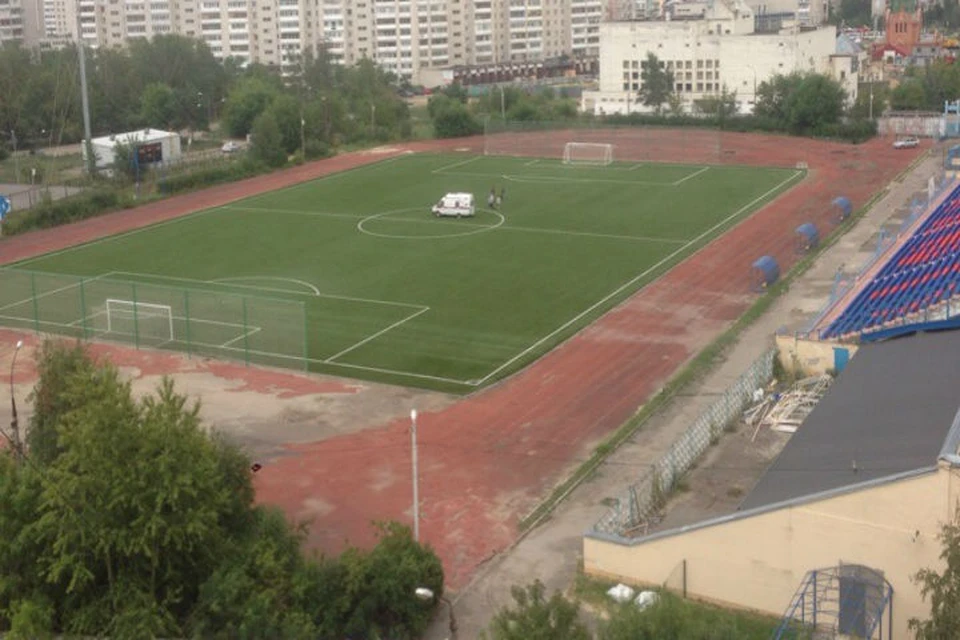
[1,157,263,238]
[157,158,258,195]
[1,188,134,236]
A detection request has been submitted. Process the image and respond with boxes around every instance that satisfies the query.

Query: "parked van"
[432,192,475,217]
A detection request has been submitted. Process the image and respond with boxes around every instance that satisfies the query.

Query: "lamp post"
[415,587,458,639]
[410,408,420,542]
[499,85,506,121]
[9,340,23,460]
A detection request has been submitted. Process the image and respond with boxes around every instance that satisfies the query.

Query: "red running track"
[0,131,923,589]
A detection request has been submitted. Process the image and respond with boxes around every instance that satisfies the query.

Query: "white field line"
[629,164,645,171]
[501,225,687,244]
[473,170,804,385]
[0,273,108,313]
[212,276,320,295]
[440,171,680,187]
[325,306,430,363]
[220,326,262,348]
[223,207,685,244]
[524,159,540,167]
[432,156,481,174]
[672,166,710,186]
[12,154,415,269]
[225,205,359,221]
[102,270,425,310]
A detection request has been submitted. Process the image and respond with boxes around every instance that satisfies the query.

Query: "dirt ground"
[0,335,456,469]
[419,149,944,639]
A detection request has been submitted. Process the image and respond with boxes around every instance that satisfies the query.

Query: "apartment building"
[13,0,609,83]
[321,0,608,82]
[0,0,25,43]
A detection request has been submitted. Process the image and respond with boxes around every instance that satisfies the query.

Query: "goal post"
[563,142,614,166]
[105,298,174,344]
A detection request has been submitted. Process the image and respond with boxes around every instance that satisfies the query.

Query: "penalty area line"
[325,306,430,363]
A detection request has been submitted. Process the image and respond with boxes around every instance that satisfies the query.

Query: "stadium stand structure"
[822,182,960,340]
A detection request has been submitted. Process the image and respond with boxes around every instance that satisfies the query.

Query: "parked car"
[221,141,242,153]
[893,136,920,149]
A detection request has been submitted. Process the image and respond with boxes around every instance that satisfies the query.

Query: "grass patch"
[573,574,782,639]
[10,153,797,392]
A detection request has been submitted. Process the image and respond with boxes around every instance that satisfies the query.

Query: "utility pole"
[75,14,94,174]
[410,409,420,542]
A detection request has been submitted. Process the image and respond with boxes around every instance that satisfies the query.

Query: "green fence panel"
[0,268,308,372]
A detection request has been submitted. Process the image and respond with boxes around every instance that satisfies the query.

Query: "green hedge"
[158,159,259,195]
[0,158,263,237]
[1,188,134,236]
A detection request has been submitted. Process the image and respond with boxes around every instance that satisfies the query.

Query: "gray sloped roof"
[739,330,960,511]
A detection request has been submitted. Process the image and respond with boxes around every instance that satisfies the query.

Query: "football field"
[2,153,802,391]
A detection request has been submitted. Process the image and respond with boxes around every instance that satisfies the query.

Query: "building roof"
[836,33,862,56]
[739,331,960,511]
[91,128,176,146]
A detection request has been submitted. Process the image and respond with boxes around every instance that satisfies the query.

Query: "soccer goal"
[562,142,614,166]
[105,298,175,344]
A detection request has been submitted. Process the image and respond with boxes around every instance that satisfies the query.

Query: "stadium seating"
[822,183,960,339]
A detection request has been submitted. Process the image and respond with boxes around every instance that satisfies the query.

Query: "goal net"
[105,298,174,344]
[562,142,614,166]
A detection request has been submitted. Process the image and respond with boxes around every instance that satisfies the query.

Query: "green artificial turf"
[2,154,802,392]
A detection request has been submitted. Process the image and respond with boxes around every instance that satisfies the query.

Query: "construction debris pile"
[745,375,833,440]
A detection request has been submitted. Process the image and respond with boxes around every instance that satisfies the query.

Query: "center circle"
[357,207,505,239]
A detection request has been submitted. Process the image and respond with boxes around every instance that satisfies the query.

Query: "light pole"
[415,587,458,639]
[499,85,506,121]
[410,408,420,542]
[9,340,23,460]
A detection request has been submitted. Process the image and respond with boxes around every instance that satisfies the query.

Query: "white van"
[432,192,475,217]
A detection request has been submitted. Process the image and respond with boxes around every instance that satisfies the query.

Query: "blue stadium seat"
[823,183,960,339]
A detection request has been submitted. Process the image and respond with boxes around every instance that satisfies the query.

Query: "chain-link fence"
[0,268,307,370]
[483,120,725,165]
[593,349,776,538]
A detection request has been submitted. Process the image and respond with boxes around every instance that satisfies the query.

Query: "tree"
[639,53,674,113]
[431,101,483,138]
[267,94,304,155]
[693,87,738,120]
[139,82,179,129]
[26,340,97,466]
[1,340,446,638]
[482,580,591,640]
[783,73,845,133]
[755,72,845,133]
[890,78,927,111]
[250,110,287,168]
[223,77,279,138]
[909,511,960,639]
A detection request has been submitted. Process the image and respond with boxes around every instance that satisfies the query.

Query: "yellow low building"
[584,330,960,639]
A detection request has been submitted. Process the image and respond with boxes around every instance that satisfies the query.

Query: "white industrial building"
[83,128,182,172]
[582,0,857,115]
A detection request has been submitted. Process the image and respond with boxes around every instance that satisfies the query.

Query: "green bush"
[158,160,258,195]
[0,188,132,236]
[304,139,332,160]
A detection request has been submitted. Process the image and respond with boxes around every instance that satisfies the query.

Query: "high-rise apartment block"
[9,0,610,83]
